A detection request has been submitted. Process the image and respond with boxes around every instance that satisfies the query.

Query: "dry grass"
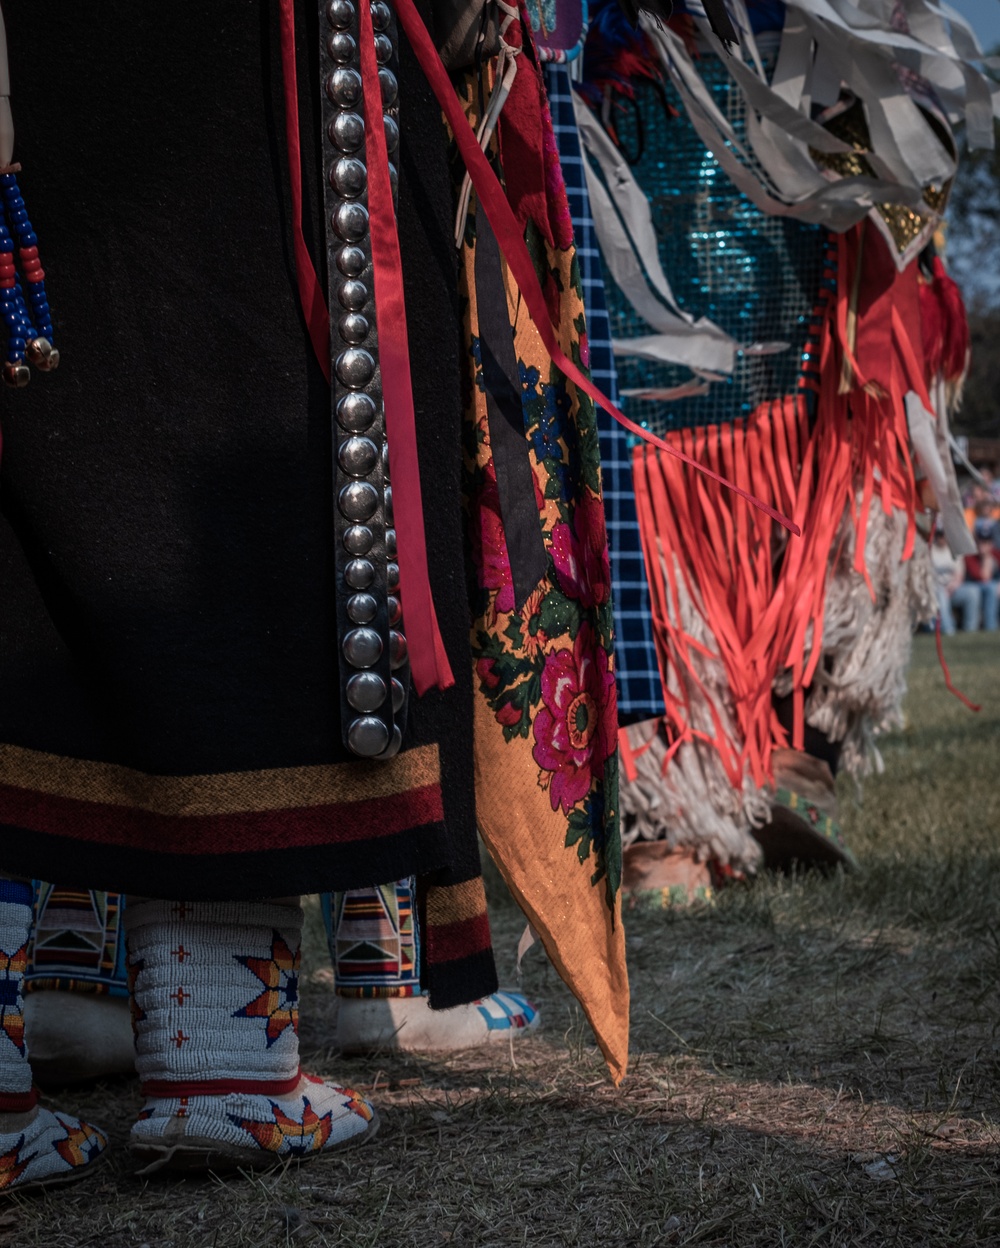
[6,633,1000,1246]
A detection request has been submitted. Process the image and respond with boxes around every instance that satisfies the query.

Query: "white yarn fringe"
[620,726,766,870]
[782,503,936,782]
[619,550,764,871]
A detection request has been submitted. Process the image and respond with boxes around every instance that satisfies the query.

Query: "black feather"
[701,0,738,45]
[637,0,673,22]
[615,0,644,24]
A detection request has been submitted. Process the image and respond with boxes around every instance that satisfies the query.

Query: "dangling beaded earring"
[0,174,57,386]
[0,6,58,388]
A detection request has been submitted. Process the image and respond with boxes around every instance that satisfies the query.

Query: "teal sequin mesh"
[601,58,828,435]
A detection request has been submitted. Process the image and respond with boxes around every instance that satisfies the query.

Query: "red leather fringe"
[633,223,926,791]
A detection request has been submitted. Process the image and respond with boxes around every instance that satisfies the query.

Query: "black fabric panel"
[0,1,485,923]
[474,211,548,611]
[2,1,336,774]
[0,823,451,903]
[394,8,483,901]
[424,948,498,1012]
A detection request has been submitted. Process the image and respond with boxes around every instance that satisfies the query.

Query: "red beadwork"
[0,1087,39,1113]
[141,1069,303,1099]
[17,246,38,261]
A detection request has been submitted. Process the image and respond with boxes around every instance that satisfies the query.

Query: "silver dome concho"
[323,0,408,759]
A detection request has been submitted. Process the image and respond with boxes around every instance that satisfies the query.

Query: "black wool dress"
[0,0,496,1006]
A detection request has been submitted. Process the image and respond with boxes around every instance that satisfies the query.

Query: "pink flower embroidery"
[476,657,501,692]
[550,489,611,610]
[532,623,616,814]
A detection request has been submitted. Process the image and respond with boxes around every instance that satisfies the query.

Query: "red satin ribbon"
[935,618,981,713]
[279,0,453,693]
[278,0,331,382]
[358,0,454,693]
[391,0,798,538]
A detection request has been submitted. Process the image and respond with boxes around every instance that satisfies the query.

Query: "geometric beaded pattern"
[772,787,858,869]
[226,1074,374,1154]
[0,882,34,1096]
[25,885,128,997]
[474,990,538,1033]
[324,879,420,999]
[0,1110,107,1193]
[124,899,302,1087]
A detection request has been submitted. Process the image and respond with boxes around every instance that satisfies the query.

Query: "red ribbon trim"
[358,0,454,692]
[934,618,981,713]
[392,0,798,538]
[278,0,331,382]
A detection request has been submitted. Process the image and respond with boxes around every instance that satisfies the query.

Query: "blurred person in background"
[952,521,1000,632]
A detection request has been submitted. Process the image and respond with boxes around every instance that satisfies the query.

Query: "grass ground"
[7,633,1000,1247]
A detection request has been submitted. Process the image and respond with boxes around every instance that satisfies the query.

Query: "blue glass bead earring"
[0,8,58,388]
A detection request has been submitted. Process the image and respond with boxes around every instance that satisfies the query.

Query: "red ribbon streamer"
[358,0,454,692]
[391,0,799,537]
[278,0,331,382]
[934,618,981,713]
[279,0,452,693]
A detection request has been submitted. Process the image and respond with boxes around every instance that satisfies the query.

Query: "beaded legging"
[26,883,422,1001]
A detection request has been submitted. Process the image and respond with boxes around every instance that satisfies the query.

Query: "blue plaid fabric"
[544,64,663,721]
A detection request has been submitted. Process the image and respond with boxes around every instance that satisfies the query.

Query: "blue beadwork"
[0,171,55,367]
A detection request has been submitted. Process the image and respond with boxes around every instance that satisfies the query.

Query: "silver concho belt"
[321,0,409,759]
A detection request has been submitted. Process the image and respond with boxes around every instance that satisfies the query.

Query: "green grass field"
[10,634,1000,1247]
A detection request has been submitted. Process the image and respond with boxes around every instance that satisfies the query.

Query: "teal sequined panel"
[601,57,828,436]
